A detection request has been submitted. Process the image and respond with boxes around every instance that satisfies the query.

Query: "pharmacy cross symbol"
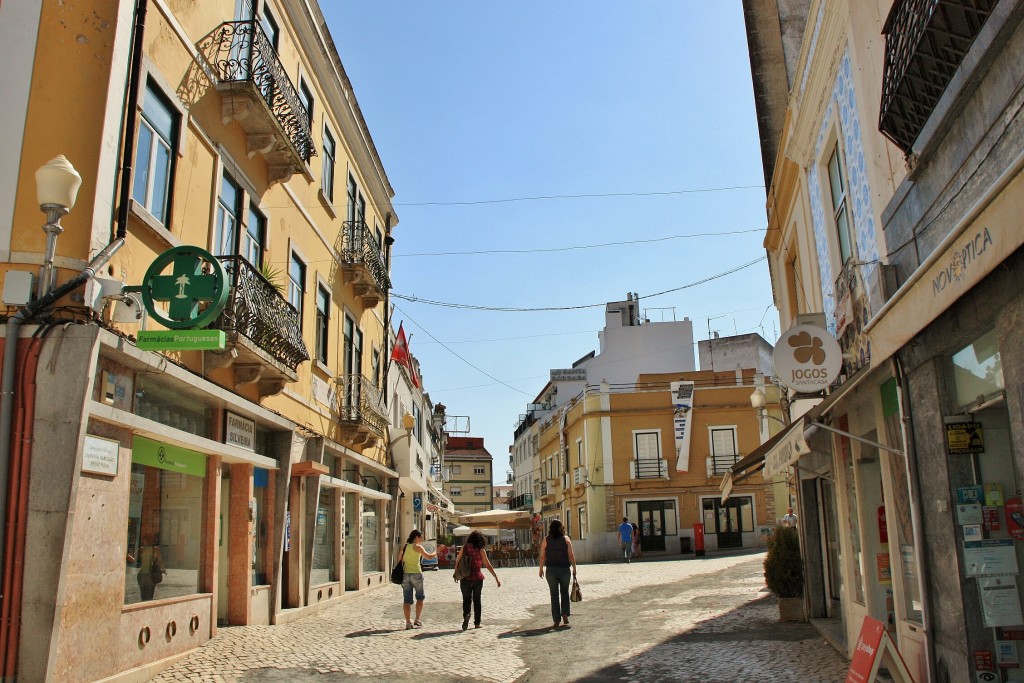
[137,246,230,330]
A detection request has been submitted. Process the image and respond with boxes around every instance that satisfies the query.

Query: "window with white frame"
[634,431,661,478]
[243,204,265,267]
[452,465,462,475]
[474,466,485,475]
[576,439,583,467]
[710,426,739,475]
[450,486,462,497]
[826,142,853,266]
[133,81,178,225]
[474,487,486,497]
[287,252,305,323]
[214,172,242,256]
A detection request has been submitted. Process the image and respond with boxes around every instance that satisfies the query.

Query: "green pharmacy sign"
[137,329,226,350]
[131,435,207,477]
[137,246,229,329]
[127,246,231,351]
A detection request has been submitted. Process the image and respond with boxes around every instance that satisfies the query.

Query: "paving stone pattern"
[150,552,849,682]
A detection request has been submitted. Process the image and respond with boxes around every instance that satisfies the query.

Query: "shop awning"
[728,420,803,485]
[426,481,459,522]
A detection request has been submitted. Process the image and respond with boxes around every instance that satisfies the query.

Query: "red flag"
[391,323,420,387]
[391,323,411,367]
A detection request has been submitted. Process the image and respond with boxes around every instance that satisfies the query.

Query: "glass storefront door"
[626,500,677,552]
[702,496,752,548]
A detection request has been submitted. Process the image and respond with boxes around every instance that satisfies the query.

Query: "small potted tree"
[764,524,804,621]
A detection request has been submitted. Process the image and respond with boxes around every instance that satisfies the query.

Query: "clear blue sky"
[325,3,775,483]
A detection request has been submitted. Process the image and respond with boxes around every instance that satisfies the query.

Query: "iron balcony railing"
[710,453,741,477]
[632,459,669,479]
[341,220,390,293]
[214,255,309,371]
[200,20,315,162]
[336,374,388,436]
[879,0,999,152]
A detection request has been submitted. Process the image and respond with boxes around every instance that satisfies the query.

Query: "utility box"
[2,270,34,306]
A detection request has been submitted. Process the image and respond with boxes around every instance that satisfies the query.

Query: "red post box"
[693,523,705,557]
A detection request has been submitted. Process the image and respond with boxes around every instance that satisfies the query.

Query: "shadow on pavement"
[498,626,560,639]
[411,629,464,639]
[344,628,400,638]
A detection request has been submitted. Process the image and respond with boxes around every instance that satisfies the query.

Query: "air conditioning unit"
[574,467,588,486]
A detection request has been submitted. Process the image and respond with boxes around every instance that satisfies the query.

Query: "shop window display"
[125,437,205,604]
[311,489,336,585]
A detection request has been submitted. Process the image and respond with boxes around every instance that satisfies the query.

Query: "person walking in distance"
[618,516,634,563]
[401,530,438,629]
[782,506,798,528]
[631,521,642,559]
[539,519,577,629]
[454,530,502,630]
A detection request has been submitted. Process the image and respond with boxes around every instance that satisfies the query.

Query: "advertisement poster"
[966,539,1019,577]
[1007,498,1024,541]
[986,484,1006,507]
[670,381,694,472]
[958,485,984,504]
[996,640,1019,668]
[984,507,1002,532]
[958,503,983,526]
[980,576,1024,628]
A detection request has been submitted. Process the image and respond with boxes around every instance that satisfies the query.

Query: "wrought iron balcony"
[709,454,741,477]
[209,255,309,396]
[336,374,388,447]
[341,221,390,308]
[631,459,669,480]
[880,0,999,152]
[199,20,315,183]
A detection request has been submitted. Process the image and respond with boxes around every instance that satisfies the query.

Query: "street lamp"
[34,155,82,297]
[750,387,787,428]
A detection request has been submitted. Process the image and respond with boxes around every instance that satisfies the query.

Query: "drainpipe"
[894,356,934,683]
[0,0,147,662]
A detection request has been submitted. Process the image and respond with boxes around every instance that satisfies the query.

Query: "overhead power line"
[392,305,534,397]
[392,256,767,312]
[392,184,766,207]
[396,228,763,257]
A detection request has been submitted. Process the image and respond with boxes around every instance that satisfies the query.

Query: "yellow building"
[533,370,773,562]
[443,436,494,518]
[0,1,399,679]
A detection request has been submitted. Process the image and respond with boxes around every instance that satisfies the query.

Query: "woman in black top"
[538,519,577,628]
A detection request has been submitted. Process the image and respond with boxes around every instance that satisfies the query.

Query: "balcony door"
[342,315,363,412]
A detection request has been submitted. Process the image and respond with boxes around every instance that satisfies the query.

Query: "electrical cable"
[396,228,762,257]
[392,255,766,312]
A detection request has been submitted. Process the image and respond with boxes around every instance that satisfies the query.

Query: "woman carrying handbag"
[538,519,577,629]
[453,531,501,630]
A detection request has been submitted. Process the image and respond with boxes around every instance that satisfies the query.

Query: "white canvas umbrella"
[459,509,531,526]
[452,525,473,536]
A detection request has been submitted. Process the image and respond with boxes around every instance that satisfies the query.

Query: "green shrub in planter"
[764,524,803,598]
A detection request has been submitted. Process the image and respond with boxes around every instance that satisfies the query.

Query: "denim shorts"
[402,573,425,604]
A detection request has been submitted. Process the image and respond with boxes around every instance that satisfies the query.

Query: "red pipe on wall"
[0,336,43,678]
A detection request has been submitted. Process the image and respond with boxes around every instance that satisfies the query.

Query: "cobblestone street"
[149,552,849,682]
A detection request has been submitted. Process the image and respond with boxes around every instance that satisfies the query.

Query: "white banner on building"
[671,381,695,472]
